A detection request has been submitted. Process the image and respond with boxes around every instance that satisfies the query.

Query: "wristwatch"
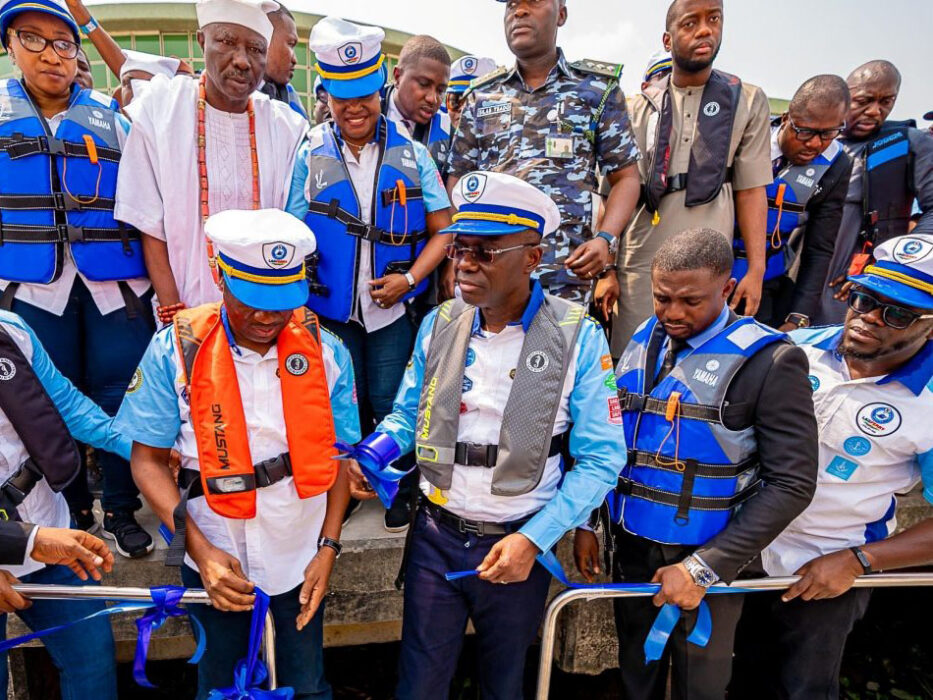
[594,231,618,255]
[849,546,873,575]
[403,271,417,291]
[683,555,719,588]
[784,312,811,329]
[317,536,342,558]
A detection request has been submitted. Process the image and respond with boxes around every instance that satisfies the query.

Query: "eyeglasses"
[847,288,933,330]
[11,29,79,60]
[444,242,538,265]
[786,116,846,143]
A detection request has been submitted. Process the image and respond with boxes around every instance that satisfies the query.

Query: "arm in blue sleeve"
[113,329,182,449]
[413,141,451,212]
[521,320,627,552]
[285,140,310,221]
[374,309,435,457]
[26,325,132,461]
[321,330,362,445]
[919,447,933,505]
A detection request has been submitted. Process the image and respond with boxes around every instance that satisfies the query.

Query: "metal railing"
[11,584,279,689]
[535,573,933,700]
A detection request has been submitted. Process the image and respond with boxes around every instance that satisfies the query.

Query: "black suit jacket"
[0,522,35,566]
[687,314,819,583]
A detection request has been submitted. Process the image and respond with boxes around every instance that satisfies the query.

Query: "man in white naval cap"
[641,49,672,90]
[344,172,624,699]
[734,234,933,699]
[114,0,308,320]
[444,55,497,132]
[117,209,360,698]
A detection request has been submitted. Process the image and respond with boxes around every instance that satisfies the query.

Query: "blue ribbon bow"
[134,585,206,688]
[446,550,718,664]
[334,440,413,508]
[207,587,294,699]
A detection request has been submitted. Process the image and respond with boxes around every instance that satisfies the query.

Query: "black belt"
[454,432,566,468]
[306,199,428,246]
[618,389,721,424]
[0,193,117,213]
[0,459,44,522]
[165,453,294,566]
[626,449,758,478]
[0,135,121,162]
[423,500,533,537]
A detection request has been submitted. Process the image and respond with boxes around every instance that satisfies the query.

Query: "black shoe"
[342,498,362,526]
[102,511,154,559]
[71,509,100,534]
[384,498,411,533]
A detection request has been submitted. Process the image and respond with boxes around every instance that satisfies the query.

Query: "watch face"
[695,568,716,587]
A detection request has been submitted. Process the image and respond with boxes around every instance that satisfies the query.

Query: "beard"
[838,334,919,362]
[672,43,721,74]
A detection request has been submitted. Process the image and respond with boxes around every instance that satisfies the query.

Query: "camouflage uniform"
[448,49,640,301]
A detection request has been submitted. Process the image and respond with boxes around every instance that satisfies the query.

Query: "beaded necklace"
[197,73,261,284]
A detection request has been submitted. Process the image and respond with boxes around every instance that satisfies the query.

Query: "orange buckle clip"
[774,182,786,208]
[82,134,98,165]
[396,179,407,207]
[665,392,681,422]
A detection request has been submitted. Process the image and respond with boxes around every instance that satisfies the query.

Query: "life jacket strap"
[454,432,566,468]
[0,459,44,522]
[0,134,121,163]
[615,476,760,511]
[626,449,757,478]
[0,223,140,245]
[765,197,806,215]
[618,389,722,424]
[662,167,734,197]
[380,187,424,207]
[0,193,117,213]
[306,200,429,246]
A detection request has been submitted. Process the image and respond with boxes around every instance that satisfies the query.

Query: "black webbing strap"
[380,187,424,207]
[0,135,121,163]
[766,197,807,214]
[394,488,422,590]
[306,200,429,246]
[453,432,567,468]
[118,281,144,321]
[626,449,757,478]
[663,167,734,196]
[675,460,698,523]
[0,223,141,245]
[616,477,761,511]
[0,193,117,213]
[618,390,722,423]
[0,460,44,522]
[0,284,19,311]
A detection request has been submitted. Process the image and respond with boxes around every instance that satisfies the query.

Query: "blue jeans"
[181,565,331,700]
[0,565,117,700]
[12,277,154,512]
[397,507,552,700]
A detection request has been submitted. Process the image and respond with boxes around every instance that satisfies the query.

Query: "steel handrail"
[10,584,278,689]
[535,573,933,699]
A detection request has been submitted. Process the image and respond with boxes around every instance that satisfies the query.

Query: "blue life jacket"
[303,117,428,323]
[733,139,841,283]
[285,83,308,120]
[609,315,784,545]
[0,80,144,285]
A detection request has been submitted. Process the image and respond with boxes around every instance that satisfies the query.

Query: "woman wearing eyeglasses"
[286,17,452,532]
[0,0,155,558]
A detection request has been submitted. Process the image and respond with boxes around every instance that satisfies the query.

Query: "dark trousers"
[396,507,552,700]
[754,275,796,329]
[321,313,418,503]
[730,588,872,700]
[181,565,330,700]
[11,278,153,512]
[0,564,117,700]
[611,526,743,700]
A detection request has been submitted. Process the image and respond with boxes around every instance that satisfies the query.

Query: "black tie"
[656,337,687,383]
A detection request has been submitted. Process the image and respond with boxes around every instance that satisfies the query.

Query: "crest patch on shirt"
[856,403,902,437]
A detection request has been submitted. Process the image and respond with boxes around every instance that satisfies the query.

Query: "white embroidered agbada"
[115,74,308,306]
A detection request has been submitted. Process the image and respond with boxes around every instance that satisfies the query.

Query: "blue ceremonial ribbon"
[0,585,207,685]
[207,587,294,700]
[446,550,729,664]
[334,440,413,509]
[133,585,207,688]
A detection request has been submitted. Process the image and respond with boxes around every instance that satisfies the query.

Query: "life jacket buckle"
[42,136,67,157]
[58,223,85,244]
[53,192,82,212]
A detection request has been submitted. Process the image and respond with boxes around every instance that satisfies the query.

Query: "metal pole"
[10,584,280,691]
[535,573,933,700]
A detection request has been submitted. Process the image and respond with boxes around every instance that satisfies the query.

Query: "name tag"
[546,135,574,159]
[477,102,511,119]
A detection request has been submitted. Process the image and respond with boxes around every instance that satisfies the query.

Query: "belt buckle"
[458,518,484,537]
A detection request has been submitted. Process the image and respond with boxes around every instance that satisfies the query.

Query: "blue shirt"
[375,286,626,553]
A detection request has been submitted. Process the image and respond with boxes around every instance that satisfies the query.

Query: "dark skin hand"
[197,22,268,113]
[0,572,30,613]
[651,562,707,610]
[573,528,602,582]
[393,56,449,126]
[31,527,115,581]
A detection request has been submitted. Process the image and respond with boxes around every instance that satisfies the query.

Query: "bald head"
[844,60,901,140]
[847,60,901,91]
[666,0,723,31]
[788,74,850,120]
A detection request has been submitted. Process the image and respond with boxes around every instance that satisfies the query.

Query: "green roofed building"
[0,2,466,113]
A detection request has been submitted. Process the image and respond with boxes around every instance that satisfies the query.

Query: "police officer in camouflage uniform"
[447,0,641,303]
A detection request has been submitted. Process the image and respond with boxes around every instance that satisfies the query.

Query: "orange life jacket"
[173,303,338,519]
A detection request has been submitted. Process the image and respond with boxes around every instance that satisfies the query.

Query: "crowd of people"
[0,0,930,697]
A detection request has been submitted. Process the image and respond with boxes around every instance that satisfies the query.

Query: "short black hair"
[788,74,850,117]
[398,35,451,69]
[652,228,733,277]
[666,0,723,32]
[847,60,901,90]
[269,1,293,21]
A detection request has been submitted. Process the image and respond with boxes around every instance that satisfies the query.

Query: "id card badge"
[546,134,575,159]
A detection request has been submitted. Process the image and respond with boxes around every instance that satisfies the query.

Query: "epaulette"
[570,59,623,81]
[463,65,510,98]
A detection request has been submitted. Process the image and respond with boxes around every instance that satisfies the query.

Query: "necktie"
[656,337,687,384]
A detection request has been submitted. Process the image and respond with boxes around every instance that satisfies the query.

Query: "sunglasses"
[444,242,537,265]
[847,288,933,330]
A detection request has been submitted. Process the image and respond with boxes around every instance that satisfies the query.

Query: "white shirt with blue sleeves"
[376,283,626,553]
[762,326,933,577]
[114,317,361,595]
[0,311,131,577]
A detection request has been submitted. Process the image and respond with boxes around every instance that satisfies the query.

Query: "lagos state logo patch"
[856,403,901,437]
